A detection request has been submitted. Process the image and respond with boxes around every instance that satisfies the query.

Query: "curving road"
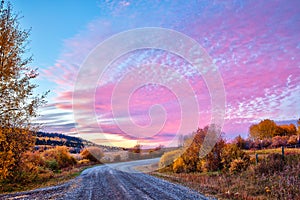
[0,158,210,200]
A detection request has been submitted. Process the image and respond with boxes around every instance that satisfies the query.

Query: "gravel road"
[0,158,211,200]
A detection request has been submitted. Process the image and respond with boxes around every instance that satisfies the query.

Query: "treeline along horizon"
[35,131,84,149]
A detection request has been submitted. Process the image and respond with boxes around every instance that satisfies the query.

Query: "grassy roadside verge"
[150,171,222,199]
[149,149,300,200]
[0,162,100,194]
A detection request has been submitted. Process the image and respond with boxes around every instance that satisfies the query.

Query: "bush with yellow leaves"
[159,149,182,169]
[80,146,103,162]
[42,146,77,169]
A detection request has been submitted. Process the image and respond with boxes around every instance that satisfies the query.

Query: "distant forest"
[35,132,123,152]
[35,132,85,149]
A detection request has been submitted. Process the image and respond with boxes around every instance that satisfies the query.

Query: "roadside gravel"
[0,158,212,200]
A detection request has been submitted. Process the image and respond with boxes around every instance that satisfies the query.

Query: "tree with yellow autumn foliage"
[249,119,277,139]
[249,119,298,140]
[0,1,47,181]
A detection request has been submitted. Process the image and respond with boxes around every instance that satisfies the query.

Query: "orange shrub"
[288,135,298,145]
[159,149,182,169]
[78,159,90,165]
[15,151,43,182]
[42,146,77,169]
[0,127,35,181]
[80,147,103,162]
[23,151,45,167]
[173,157,186,173]
[229,158,249,174]
[221,144,250,172]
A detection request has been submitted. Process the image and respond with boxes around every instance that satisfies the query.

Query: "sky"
[11,0,300,148]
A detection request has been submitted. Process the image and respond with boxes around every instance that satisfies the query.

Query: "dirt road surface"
[0,158,211,200]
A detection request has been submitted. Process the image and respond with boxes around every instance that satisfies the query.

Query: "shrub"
[113,155,121,162]
[159,149,182,169]
[255,153,285,174]
[233,135,247,149]
[43,146,77,168]
[221,144,250,172]
[161,127,227,173]
[196,159,207,172]
[45,159,59,171]
[287,135,298,145]
[78,159,90,165]
[261,139,272,148]
[201,139,226,172]
[173,157,186,173]
[251,140,262,149]
[180,127,208,172]
[81,147,103,162]
[38,170,54,180]
[0,128,35,182]
[175,126,223,173]
[271,136,288,148]
[13,152,43,182]
[229,158,249,174]
[129,144,141,154]
[22,151,45,167]
[72,153,83,161]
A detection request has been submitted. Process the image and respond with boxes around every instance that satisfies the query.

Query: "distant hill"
[36,131,85,148]
[35,131,123,152]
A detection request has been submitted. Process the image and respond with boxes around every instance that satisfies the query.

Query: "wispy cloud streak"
[40,0,300,145]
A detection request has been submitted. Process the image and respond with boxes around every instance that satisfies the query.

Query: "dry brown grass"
[0,146,101,194]
[152,152,300,200]
[246,147,300,155]
[0,162,98,194]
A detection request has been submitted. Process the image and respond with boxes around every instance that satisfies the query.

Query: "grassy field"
[151,149,300,200]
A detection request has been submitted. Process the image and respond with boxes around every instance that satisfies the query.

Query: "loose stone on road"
[0,158,212,200]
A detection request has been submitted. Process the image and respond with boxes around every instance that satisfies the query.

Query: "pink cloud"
[41,0,300,146]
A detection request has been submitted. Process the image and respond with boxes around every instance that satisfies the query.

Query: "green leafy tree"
[0,1,47,181]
